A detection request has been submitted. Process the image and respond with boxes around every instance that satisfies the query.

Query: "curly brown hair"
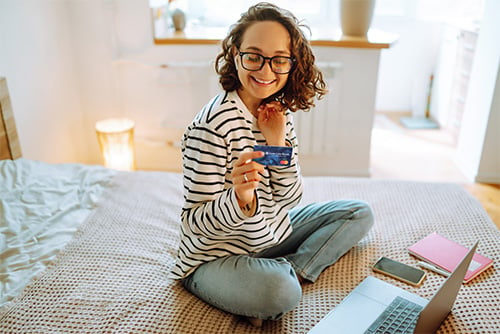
[215,2,328,112]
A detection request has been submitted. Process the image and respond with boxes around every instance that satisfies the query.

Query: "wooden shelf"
[154,27,397,49]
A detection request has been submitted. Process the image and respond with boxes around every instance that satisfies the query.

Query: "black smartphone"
[372,257,426,286]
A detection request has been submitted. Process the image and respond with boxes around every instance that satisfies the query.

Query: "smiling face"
[235,20,291,114]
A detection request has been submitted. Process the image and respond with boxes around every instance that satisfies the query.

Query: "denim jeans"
[182,200,374,320]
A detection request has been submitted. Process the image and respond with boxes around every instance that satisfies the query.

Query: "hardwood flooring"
[371,112,500,230]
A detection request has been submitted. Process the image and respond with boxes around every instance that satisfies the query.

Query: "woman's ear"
[231,45,238,57]
[232,46,239,70]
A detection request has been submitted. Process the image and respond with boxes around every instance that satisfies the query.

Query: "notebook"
[308,241,478,334]
[408,232,493,283]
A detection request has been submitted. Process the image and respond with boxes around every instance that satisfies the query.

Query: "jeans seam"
[298,218,352,280]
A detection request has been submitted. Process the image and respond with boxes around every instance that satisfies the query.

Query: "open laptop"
[309,241,479,334]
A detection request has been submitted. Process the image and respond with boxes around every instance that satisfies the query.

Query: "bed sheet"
[0,158,116,307]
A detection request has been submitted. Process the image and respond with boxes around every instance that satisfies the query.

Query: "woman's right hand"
[232,151,265,209]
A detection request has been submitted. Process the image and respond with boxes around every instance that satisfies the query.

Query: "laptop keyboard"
[364,296,423,334]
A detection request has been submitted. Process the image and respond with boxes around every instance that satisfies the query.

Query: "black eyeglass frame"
[238,51,295,74]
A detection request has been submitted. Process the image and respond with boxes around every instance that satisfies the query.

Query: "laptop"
[309,241,479,334]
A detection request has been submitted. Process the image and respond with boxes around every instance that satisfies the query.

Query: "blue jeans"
[182,200,374,320]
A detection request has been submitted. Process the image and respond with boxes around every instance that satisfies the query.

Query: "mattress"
[0,159,498,333]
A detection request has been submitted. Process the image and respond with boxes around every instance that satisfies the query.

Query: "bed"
[1,78,499,333]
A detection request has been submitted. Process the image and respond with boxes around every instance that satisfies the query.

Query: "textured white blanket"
[1,169,498,333]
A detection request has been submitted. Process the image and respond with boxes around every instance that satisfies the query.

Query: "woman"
[170,2,374,327]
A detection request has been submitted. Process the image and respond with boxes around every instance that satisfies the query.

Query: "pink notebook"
[408,232,493,283]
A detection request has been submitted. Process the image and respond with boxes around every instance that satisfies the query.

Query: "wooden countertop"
[154,27,397,49]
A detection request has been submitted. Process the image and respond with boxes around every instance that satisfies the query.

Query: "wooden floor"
[371,112,500,230]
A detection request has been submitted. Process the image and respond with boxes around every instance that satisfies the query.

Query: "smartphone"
[372,257,426,286]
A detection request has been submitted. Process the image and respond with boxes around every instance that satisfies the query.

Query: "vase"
[340,0,375,37]
[171,8,186,32]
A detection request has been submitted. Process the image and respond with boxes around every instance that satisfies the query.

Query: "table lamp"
[95,118,135,171]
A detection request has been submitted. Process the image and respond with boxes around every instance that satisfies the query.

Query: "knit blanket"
[1,171,498,333]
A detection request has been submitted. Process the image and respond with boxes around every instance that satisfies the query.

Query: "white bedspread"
[0,159,116,307]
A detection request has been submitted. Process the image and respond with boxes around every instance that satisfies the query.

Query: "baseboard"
[454,154,500,185]
[475,172,500,185]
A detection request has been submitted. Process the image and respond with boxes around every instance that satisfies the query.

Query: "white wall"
[0,0,86,163]
[66,0,119,165]
[373,16,442,113]
[455,0,500,183]
[477,79,500,182]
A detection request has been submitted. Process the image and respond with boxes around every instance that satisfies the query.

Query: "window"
[151,0,326,39]
[150,0,484,40]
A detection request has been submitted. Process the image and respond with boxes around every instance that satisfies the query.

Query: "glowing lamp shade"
[95,118,135,171]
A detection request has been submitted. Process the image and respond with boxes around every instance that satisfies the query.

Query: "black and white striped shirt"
[170,90,303,279]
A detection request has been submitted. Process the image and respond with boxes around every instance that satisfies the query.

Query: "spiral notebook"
[408,232,493,283]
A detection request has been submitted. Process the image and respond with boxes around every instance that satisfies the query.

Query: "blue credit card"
[253,145,292,166]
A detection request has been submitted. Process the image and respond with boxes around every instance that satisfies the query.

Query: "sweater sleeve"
[265,113,303,210]
[181,123,248,237]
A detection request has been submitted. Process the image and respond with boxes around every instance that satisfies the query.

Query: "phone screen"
[373,257,426,286]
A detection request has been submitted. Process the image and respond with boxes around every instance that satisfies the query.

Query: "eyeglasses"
[238,51,295,74]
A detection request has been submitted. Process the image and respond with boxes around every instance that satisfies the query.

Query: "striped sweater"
[170,90,303,279]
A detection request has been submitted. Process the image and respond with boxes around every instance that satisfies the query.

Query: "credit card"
[253,145,292,166]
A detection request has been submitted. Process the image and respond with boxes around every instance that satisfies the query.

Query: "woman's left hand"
[257,101,286,147]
